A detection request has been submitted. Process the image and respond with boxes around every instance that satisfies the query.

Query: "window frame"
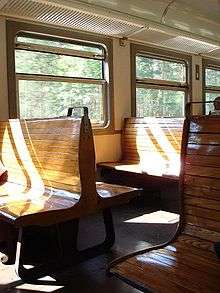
[131,44,191,117]
[203,58,220,114]
[6,20,114,131]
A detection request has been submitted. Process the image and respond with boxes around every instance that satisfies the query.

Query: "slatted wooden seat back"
[0,115,97,212]
[109,115,220,292]
[181,115,220,249]
[122,117,184,175]
[0,118,81,192]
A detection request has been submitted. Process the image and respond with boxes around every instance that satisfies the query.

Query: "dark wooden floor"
[0,192,179,293]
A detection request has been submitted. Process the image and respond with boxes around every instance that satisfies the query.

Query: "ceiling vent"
[159,36,220,54]
[0,0,144,36]
[202,48,220,60]
[130,27,175,44]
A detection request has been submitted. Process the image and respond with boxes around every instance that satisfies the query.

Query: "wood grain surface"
[0,117,138,227]
[98,117,184,178]
[110,115,220,292]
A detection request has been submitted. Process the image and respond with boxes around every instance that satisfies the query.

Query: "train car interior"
[0,0,219,292]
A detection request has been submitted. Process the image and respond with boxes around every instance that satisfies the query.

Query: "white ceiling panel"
[76,0,170,23]
[165,1,220,43]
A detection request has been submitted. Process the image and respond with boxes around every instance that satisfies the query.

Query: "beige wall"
[94,38,132,163]
[191,55,203,115]
[113,38,131,130]
[94,134,121,163]
[0,17,9,119]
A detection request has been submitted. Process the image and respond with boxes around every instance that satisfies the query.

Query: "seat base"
[16,208,115,283]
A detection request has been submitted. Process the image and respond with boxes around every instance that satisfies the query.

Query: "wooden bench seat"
[109,115,220,292]
[98,117,184,190]
[111,236,220,292]
[0,112,139,281]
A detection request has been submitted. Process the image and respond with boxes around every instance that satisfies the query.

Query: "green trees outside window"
[135,55,187,118]
[205,67,220,114]
[15,35,107,125]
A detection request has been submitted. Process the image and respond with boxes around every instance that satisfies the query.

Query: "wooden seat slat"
[189,117,220,133]
[184,174,220,189]
[184,185,219,200]
[142,253,219,286]
[184,195,220,211]
[185,215,220,232]
[185,205,220,221]
[176,235,215,252]
[183,224,220,242]
[123,148,181,155]
[187,144,220,156]
[164,244,220,267]
[185,165,220,178]
[188,133,220,145]
[109,116,220,292]
[170,238,216,258]
[185,154,220,167]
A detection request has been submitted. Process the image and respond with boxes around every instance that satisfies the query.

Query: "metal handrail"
[185,101,214,117]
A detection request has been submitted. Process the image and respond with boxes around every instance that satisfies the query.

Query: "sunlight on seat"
[124,210,179,224]
[136,118,181,176]
[136,125,166,176]
[137,253,175,266]
[2,120,47,198]
[114,164,142,173]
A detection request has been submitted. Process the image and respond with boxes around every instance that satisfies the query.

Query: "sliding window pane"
[18,80,104,123]
[205,68,220,87]
[16,36,103,55]
[136,88,185,117]
[136,56,186,82]
[15,50,102,79]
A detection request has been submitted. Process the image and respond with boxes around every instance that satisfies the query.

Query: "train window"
[15,34,108,126]
[204,67,220,114]
[135,54,187,118]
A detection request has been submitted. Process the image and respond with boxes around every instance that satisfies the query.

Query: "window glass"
[136,56,186,82]
[205,92,220,114]
[15,34,108,125]
[15,50,102,79]
[205,68,220,87]
[135,53,188,118]
[204,66,220,114]
[19,80,104,122]
[136,88,185,117]
[16,36,103,55]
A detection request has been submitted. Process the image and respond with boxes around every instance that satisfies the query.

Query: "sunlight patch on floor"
[16,276,63,292]
[124,210,179,224]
